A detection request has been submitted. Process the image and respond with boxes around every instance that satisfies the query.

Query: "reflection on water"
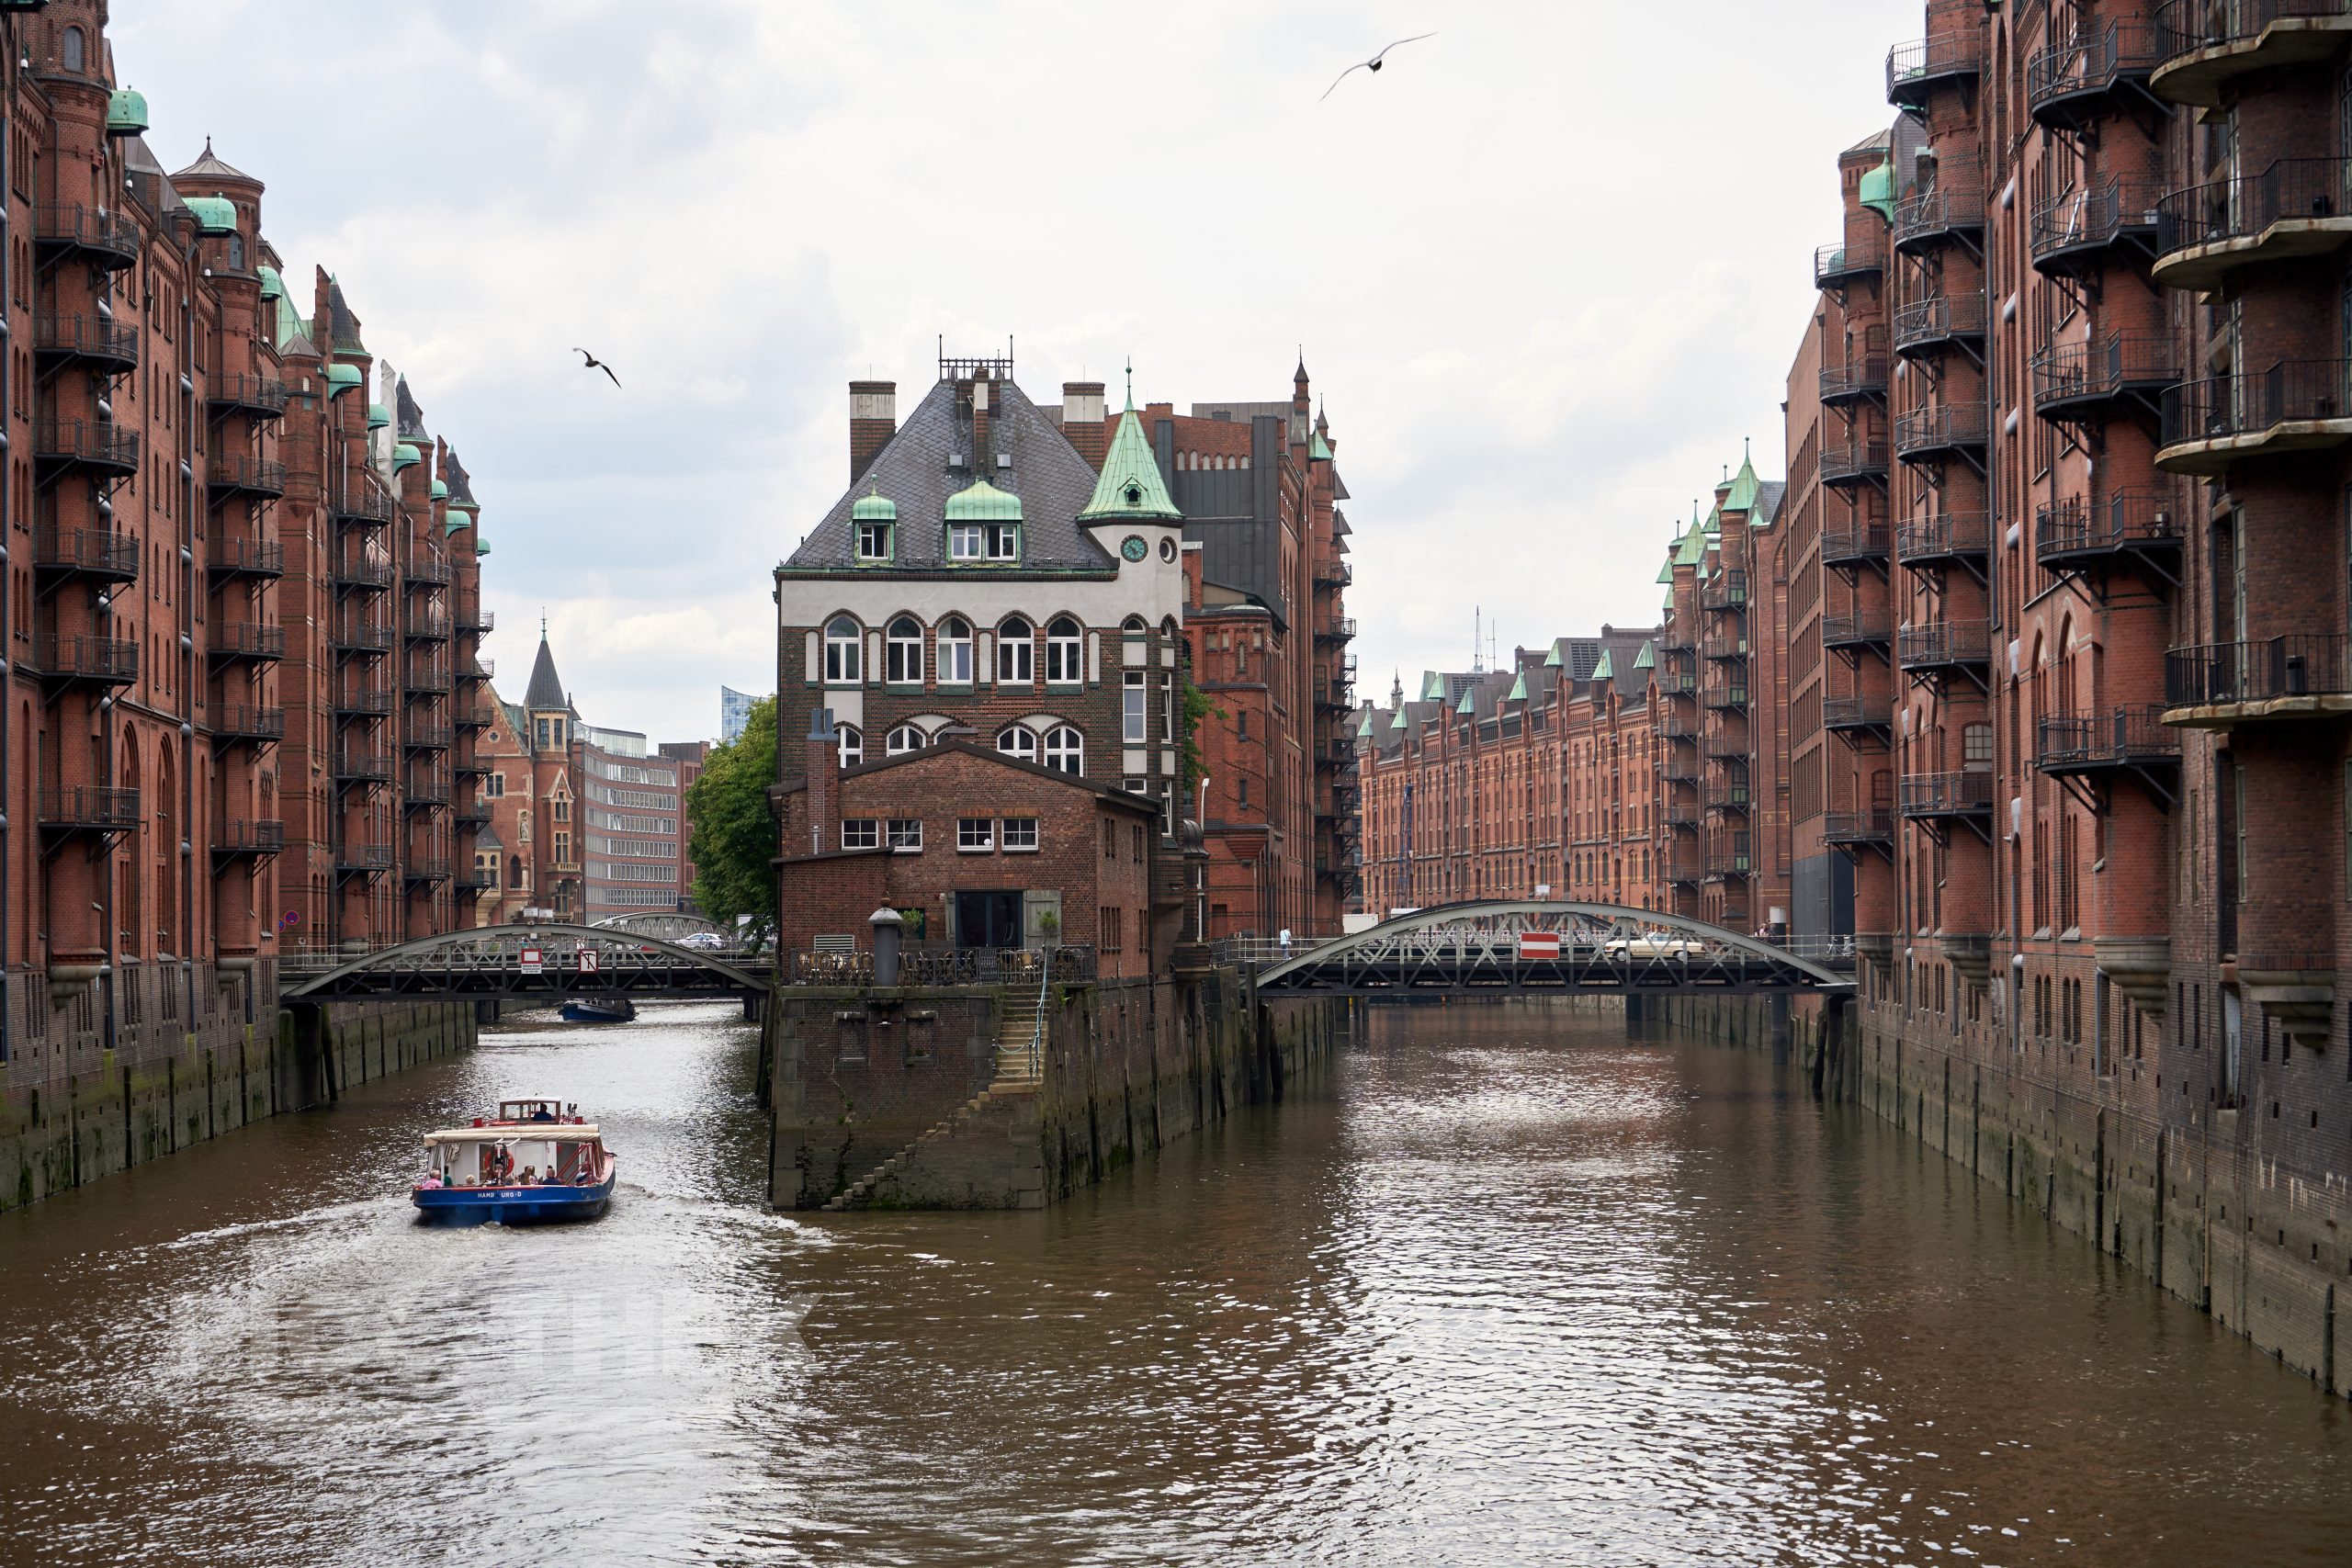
[0,1001,2346,1565]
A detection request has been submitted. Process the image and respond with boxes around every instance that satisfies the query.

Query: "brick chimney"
[850,381,896,480]
[970,371,992,469]
[805,706,841,854]
[1062,381,1106,469]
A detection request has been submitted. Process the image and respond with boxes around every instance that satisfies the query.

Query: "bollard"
[868,906,904,987]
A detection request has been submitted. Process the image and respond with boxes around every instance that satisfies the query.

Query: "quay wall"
[0,962,475,1214]
[1647,992,2352,1402]
[766,966,1340,1211]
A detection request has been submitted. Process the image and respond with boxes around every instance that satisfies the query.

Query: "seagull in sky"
[1321,33,1436,101]
[573,347,621,389]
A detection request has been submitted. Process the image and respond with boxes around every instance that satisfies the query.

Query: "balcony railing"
[212,704,286,743]
[2155,158,2352,287]
[1316,616,1357,642]
[1819,355,1890,406]
[1894,403,1991,461]
[1820,440,1891,485]
[2026,19,2164,123]
[1824,807,1895,847]
[456,705,495,730]
[2030,333,2179,421]
[1702,683,1749,711]
[405,613,453,642]
[1899,770,1996,818]
[208,455,288,497]
[35,418,139,473]
[208,374,291,419]
[1702,634,1748,662]
[33,312,140,369]
[334,754,395,784]
[40,786,141,832]
[2037,706,2182,773]
[2158,359,2352,473]
[1704,835,1754,879]
[1893,182,1987,253]
[1822,694,1892,733]
[1887,32,1985,108]
[1894,511,1992,566]
[403,662,451,695]
[214,820,287,858]
[1703,736,1748,761]
[337,841,395,870]
[405,859,453,885]
[2153,1,2352,105]
[2034,489,2183,579]
[404,776,452,807]
[456,604,495,634]
[1702,570,1747,611]
[336,684,395,716]
[35,525,139,581]
[211,623,286,662]
[1897,620,1993,673]
[2030,177,2165,275]
[2165,633,2352,711]
[333,619,394,654]
[34,204,139,266]
[1893,292,1988,356]
[405,556,452,586]
[459,657,495,682]
[1821,613,1892,650]
[38,635,137,685]
[1820,519,1891,566]
[207,536,285,579]
[1314,560,1352,589]
[334,556,393,590]
[1815,233,1887,290]
[332,486,397,527]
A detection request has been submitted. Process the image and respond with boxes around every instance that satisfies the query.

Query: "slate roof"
[784,378,1115,572]
[328,277,365,355]
[444,448,478,508]
[172,138,256,186]
[524,636,567,710]
[396,377,429,442]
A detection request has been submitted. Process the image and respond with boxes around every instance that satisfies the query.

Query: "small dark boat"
[560,998,637,1023]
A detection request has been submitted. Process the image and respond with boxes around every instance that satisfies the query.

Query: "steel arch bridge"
[590,911,726,942]
[1251,901,1855,998]
[279,923,769,1003]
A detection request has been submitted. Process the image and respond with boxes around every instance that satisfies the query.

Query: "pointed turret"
[1724,438,1760,513]
[1079,381,1181,525]
[524,628,567,713]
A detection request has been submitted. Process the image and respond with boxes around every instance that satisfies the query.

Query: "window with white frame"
[1046,616,1083,683]
[997,726,1037,763]
[986,523,1018,561]
[1124,671,1148,743]
[949,524,984,560]
[841,818,879,851]
[1002,818,1039,852]
[1044,725,1083,774]
[855,522,891,561]
[887,616,923,683]
[886,818,922,852]
[823,615,861,682]
[837,724,863,768]
[937,616,973,683]
[998,617,1033,682]
[957,818,993,852]
[886,724,925,757]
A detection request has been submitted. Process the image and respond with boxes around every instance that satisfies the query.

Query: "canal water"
[2,1002,2347,1566]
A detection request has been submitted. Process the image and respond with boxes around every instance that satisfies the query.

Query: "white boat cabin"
[420,1125,606,1188]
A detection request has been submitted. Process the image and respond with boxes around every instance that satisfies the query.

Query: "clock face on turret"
[1121,535,1148,562]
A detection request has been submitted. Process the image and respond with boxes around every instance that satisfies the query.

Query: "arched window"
[823,616,861,683]
[836,725,863,767]
[887,616,923,684]
[937,616,972,684]
[997,726,1037,763]
[1043,725,1083,774]
[998,616,1034,683]
[1123,615,1148,637]
[62,28,83,73]
[886,724,925,757]
[1046,616,1083,684]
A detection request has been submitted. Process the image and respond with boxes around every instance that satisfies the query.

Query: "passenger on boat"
[531,1108,557,1123]
[419,1170,444,1190]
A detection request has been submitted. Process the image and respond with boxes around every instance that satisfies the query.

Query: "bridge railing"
[779,943,1098,987]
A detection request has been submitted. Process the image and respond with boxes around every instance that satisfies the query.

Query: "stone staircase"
[819,987,1047,1213]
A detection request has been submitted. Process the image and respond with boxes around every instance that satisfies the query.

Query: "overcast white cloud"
[109,0,1918,737]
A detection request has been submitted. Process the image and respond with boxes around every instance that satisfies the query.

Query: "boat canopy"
[424,1125,604,1145]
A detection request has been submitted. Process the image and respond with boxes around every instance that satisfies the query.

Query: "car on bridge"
[1601,933,1709,959]
[676,931,726,952]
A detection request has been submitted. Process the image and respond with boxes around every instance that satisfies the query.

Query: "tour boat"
[411,1100,616,1223]
[560,998,637,1024]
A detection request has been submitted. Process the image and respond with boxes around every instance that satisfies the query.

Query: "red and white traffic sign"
[520,945,544,976]
[1518,931,1562,961]
[577,947,600,975]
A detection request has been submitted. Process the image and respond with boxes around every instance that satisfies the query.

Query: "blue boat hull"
[413,1173,615,1224]
[560,1000,636,1023]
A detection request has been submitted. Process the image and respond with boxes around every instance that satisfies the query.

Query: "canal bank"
[1655,990,2352,1403]
[0,960,475,1213]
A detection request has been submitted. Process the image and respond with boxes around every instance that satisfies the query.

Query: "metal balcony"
[404,613,452,643]
[2036,706,2181,800]
[40,786,140,835]
[1313,559,1352,589]
[208,456,288,499]
[2155,158,2352,288]
[1815,228,1887,292]
[209,623,286,664]
[35,525,138,584]
[213,820,287,861]
[1703,735,1749,762]
[207,536,285,581]
[1819,355,1890,409]
[405,556,452,587]
[455,803,492,829]
[2030,333,2178,424]
[454,753,492,779]
[403,662,450,698]
[2027,19,2165,128]
[332,486,396,527]
[33,313,140,373]
[2034,489,2182,586]
[1820,519,1891,568]
[455,705,494,731]
[2153,0,2352,107]
[1704,836,1753,881]
[1892,183,1986,256]
[1821,614,1892,653]
[1316,616,1357,643]
[1899,770,1996,824]
[454,870,494,896]
[332,619,394,655]
[208,374,290,420]
[336,841,395,874]
[336,684,394,717]
[1824,807,1895,850]
[34,204,139,268]
[1894,404,1990,467]
[2159,359,2352,474]
[34,419,139,477]
[404,776,451,809]
[1896,620,1993,682]
[2030,177,2165,277]
[1819,440,1891,489]
[1887,32,1984,110]
[1822,694,1894,740]
[1893,292,1987,360]
[1702,682,1748,712]
[1663,855,1702,888]
[459,657,495,683]
[456,604,495,635]
[1702,570,1747,612]
[37,634,136,688]
[1702,633,1748,663]
[212,705,286,745]
[333,556,393,592]
[334,753,395,784]
[1894,512,1992,571]
[2165,633,2352,725]
[1663,801,1702,830]
[404,858,453,886]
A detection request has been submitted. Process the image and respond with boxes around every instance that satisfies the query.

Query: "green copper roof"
[851,486,897,522]
[366,401,390,430]
[257,265,283,301]
[1663,585,1676,612]
[107,87,148,135]
[1656,556,1673,584]
[1309,430,1333,461]
[430,479,450,501]
[392,443,423,471]
[1357,711,1376,738]
[1390,705,1408,731]
[446,515,472,536]
[1675,522,1708,568]
[1592,649,1615,681]
[475,538,492,557]
[1634,640,1656,670]
[1705,501,1722,535]
[446,499,475,515]
[1455,689,1476,716]
[1420,671,1446,701]
[1079,405,1182,524]
[1860,158,1895,223]
[182,196,236,234]
[1507,671,1528,701]
[1544,640,1564,668]
[1724,441,1760,512]
[325,364,364,395]
[944,478,1023,523]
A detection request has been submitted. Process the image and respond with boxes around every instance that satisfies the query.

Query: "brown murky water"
[1,1001,2346,1566]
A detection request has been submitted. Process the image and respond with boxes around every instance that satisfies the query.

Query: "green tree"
[686,695,779,944]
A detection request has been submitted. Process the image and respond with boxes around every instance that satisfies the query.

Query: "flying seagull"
[1321,32,1436,100]
[573,347,621,389]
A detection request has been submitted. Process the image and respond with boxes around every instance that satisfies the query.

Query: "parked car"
[677,931,726,952]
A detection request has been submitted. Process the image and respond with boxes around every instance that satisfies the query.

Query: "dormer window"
[949,524,983,560]
[1124,483,1142,506]
[985,523,1019,561]
[855,521,892,561]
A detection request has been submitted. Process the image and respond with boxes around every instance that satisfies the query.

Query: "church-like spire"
[1078,365,1182,525]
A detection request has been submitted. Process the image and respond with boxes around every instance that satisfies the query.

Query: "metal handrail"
[2157,157,2352,259]
[1023,945,1053,1080]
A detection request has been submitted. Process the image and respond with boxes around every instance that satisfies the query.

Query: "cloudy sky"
[112,0,1917,738]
